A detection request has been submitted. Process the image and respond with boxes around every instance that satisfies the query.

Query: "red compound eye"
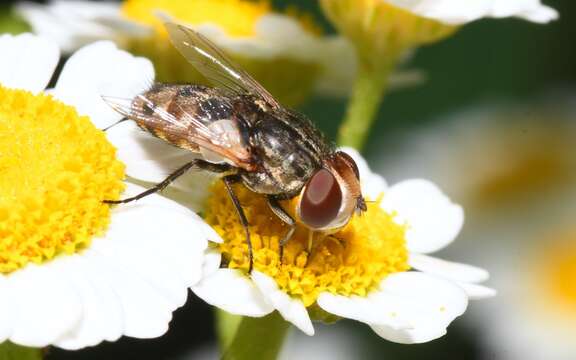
[300,169,343,229]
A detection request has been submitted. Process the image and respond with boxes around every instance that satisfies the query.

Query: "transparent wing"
[103,94,205,135]
[165,22,282,109]
[102,94,254,169]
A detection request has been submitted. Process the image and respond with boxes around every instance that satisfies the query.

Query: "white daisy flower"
[0,33,219,350]
[15,0,365,106]
[320,0,558,64]
[380,0,558,25]
[472,213,576,360]
[373,100,576,358]
[376,103,576,210]
[103,98,494,343]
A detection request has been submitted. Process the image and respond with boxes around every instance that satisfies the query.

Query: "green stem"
[336,58,398,150]
[218,311,290,360]
[216,309,243,350]
[0,342,42,360]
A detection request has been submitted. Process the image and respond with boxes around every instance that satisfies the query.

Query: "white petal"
[0,278,13,342]
[57,183,211,348]
[338,147,388,200]
[93,258,174,339]
[16,1,138,53]
[195,14,321,61]
[52,255,124,349]
[370,321,449,344]
[106,122,221,212]
[457,282,497,300]
[318,272,468,344]
[192,269,274,317]
[313,37,356,97]
[381,179,464,254]
[16,2,79,52]
[99,183,210,289]
[201,248,222,278]
[385,0,559,25]
[5,263,83,347]
[199,221,224,244]
[372,272,468,343]
[0,183,208,349]
[106,122,197,183]
[52,41,154,128]
[409,253,489,283]
[317,293,411,329]
[252,271,314,336]
[0,33,59,93]
[117,181,199,217]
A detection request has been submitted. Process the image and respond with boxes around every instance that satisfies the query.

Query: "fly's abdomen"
[130,84,249,165]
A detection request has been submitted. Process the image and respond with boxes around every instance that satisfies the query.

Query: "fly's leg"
[104,159,232,204]
[307,231,314,253]
[101,117,129,131]
[223,176,254,273]
[267,196,295,265]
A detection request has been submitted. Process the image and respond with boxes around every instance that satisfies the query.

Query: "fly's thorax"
[241,114,320,195]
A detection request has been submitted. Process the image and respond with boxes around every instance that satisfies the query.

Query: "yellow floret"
[122,0,271,38]
[0,85,125,273]
[205,182,409,307]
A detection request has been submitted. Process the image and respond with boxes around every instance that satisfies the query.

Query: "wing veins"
[165,22,281,109]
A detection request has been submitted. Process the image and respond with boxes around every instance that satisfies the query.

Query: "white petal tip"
[382,179,464,254]
[193,269,273,317]
[251,271,314,336]
[459,283,497,300]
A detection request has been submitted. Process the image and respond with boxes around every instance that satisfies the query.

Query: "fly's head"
[296,151,366,232]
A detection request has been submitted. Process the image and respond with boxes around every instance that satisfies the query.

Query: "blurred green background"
[1,0,574,359]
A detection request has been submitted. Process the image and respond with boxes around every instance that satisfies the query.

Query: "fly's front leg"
[223,175,254,273]
[267,196,296,264]
[104,159,232,204]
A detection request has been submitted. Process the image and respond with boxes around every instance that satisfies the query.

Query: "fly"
[104,22,367,272]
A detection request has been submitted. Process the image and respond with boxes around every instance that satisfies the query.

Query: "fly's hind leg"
[104,159,231,204]
[267,196,296,265]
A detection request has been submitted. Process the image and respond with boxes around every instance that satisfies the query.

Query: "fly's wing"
[103,93,255,170]
[165,22,333,155]
[165,22,282,110]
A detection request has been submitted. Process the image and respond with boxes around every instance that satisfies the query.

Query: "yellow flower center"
[122,0,271,38]
[0,85,125,273]
[205,182,409,307]
[120,0,322,107]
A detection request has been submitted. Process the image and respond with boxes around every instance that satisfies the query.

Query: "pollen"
[205,182,409,307]
[0,85,125,273]
[121,0,271,38]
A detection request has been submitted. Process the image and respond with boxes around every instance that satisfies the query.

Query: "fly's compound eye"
[300,169,343,229]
